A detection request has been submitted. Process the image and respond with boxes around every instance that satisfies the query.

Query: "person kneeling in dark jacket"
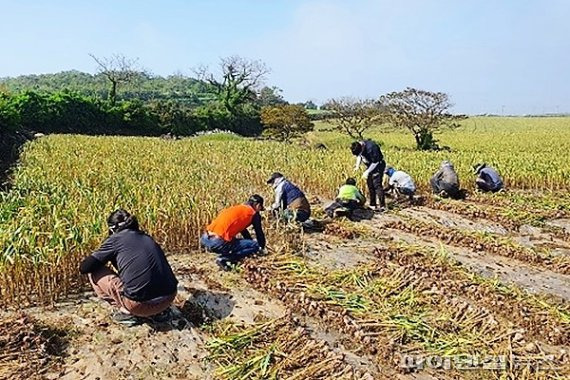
[473,163,504,192]
[79,209,178,326]
[267,172,311,223]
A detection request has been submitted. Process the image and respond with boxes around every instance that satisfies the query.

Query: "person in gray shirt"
[430,160,461,199]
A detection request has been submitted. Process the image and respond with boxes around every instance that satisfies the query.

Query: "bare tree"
[195,56,269,115]
[90,54,142,105]
[378,87,465,150]
[326,97,383,139]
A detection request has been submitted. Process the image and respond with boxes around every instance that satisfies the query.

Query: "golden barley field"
[1,116,569,379]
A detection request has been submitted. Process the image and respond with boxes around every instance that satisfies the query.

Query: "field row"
[2,133,570,304]
[200,224,569,379]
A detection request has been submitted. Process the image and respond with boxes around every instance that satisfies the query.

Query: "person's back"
[474,163,503,192]
[360,140,384,165]
[281,180,306,206]
[281,180,310,221]
[389,170,416,192]
[480,167,503,190]
[325,178,365,218]
[81,209,178,324]
[201,196,266,271]
[337,184,364,202]
[431,161,460,197]
[207,204,256,242]
[268,173,311,222]
[440,164,459,187]
[96,229,178,302]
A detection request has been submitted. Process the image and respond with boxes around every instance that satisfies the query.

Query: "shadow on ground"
[348,208,375,221]
[180,288,236,326]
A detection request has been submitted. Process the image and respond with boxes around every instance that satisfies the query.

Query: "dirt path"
[304,236,377,269]
[381,227,570,301]
[546,218,570,234]
[354,205,570,302]
[402,204,570,256]
[400,206,508,235]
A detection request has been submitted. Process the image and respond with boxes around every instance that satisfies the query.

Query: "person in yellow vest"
[200,195,266,271]
[325,178,366,218]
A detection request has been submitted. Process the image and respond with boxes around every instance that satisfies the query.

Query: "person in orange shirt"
[200,195,266,271]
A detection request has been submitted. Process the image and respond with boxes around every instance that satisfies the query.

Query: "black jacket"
[361,140,384,168]
[80,229,178,302]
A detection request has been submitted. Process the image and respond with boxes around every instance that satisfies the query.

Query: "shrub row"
[0,90,262,137]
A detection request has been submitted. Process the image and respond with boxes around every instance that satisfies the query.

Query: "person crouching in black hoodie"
[79,209,178,326]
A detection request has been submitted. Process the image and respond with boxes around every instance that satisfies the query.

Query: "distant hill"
[0,70,217,106]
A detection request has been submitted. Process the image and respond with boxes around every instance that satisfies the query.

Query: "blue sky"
[1,0,569,114]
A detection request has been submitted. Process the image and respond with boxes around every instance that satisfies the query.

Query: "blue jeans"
[476,178,502,193]
[282,209,310,223]
[200,233,259,263]
[396,187,415,196]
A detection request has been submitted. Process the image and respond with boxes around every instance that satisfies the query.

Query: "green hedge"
[0,90,263,137]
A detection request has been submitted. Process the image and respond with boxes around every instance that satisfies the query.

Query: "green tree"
[146,100,202,135]
[378,87,464,150]
[257,86,286,107]
[303,100,318,110]
[0,70,216,107]
[261,104,313,142]
[0,93,20,132]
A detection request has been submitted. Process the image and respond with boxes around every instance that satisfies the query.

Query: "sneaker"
[301,219,324,232]
[333,208,350,218]
[148,308,173,324]
[438,190,449,198]
[374,206,386,213]
[216,258,233,271]
[112,311,143,327]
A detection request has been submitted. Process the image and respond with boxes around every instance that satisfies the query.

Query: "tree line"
[262,89,465,150]
[1,54,464,149]
[0,56,289,137]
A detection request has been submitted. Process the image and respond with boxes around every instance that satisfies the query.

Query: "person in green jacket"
[325,178,366,218]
